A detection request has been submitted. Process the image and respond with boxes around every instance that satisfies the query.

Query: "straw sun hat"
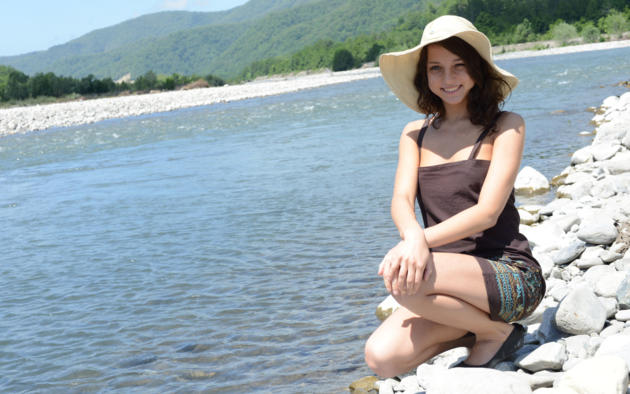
[379,15,518,113]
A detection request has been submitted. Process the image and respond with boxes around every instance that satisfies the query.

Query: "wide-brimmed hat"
[379,15,518,113]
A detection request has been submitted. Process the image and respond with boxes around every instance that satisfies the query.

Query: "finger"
[406,261,417,294]
[378,260,385,276]
[397,258,408,295]
[413,264,423,293]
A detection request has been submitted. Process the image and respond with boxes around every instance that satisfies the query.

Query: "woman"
[364,15,545,377]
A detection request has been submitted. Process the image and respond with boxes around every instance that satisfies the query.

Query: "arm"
[423,112,526,248]
[379,121,432,295]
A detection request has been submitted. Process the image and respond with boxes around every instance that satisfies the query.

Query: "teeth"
[443,86,460,93]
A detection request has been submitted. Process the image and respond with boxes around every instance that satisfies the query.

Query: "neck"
[442,102,470,123]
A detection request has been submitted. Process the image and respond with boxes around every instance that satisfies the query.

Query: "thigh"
[419,252,492,314]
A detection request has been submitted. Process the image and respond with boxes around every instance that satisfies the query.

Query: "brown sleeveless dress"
[416,124,545,322]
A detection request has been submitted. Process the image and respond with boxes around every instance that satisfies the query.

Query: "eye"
[454,63,466,69]
[429,65,441,72]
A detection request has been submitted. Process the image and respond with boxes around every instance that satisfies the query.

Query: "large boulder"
[515,166,550,195]
[553,355,628,394]
[554,283,606,335]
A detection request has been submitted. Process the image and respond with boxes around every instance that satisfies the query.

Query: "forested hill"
[0,0,427,79]
[1,0,629,82]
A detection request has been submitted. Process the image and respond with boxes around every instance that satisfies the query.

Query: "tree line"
[0,67,225,103]
[239,3,630,80]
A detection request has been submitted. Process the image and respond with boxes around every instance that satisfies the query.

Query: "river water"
[1,46,629,393]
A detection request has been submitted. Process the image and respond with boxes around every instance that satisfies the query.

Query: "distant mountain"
[0,0,426,79]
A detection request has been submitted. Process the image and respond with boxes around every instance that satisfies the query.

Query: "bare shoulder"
[496,111,525,133]
[401,118,429,141]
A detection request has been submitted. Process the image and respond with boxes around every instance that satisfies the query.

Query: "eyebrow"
[427,58,464,64]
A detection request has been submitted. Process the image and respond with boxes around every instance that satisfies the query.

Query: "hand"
[378,236,432,296]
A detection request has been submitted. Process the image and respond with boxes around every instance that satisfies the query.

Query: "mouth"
[441,86,462,94]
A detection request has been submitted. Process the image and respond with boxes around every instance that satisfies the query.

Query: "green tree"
[331,48,355,71]
[602,10,629,38]
[512,18,536,43]
[581,22,601,42]
[5,69,29,100]
[550,21,578,44]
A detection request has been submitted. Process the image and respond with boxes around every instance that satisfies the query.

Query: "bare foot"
[463,325,513,366]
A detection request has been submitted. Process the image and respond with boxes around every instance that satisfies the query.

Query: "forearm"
[424,204,496,248]
[391,195,425,241]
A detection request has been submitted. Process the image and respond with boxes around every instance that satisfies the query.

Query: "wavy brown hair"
[414,36,511,133]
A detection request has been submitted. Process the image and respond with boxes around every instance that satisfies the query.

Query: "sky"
[0,0,250,57]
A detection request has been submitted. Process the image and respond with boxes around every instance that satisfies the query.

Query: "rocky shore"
[354,91,630,394]
[1,40,629,138]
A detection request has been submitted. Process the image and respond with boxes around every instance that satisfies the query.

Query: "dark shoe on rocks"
[453,323,525,369]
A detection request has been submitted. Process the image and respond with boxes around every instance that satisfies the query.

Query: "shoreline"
[1,39,630,137]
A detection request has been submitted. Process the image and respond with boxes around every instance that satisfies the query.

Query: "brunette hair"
[414,36,511,132]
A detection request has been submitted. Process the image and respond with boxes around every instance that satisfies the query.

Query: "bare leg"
[392,252,514,366]
[365,306,475,377]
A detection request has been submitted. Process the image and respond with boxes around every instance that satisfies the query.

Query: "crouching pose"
[365,15,546,377]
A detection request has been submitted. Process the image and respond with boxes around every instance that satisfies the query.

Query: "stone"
[574,246,604,269]
[375,379,396,394]
[583,265,616,288]
[599,297,619,319]
[520,209,541,225]
[564,335,590,359]
[554,355,628,394]
[550,214,581,233]
[595,335,630,371]
[516,342,567,372]
[375,295,400,321]
[556,181,592,200]
[600,323,624,338]
[615,309,630,321]
[539,198,573,216]
[551,239,586,265]
[421,365,532,394]
[549,282,569,302]
[594,271,625,298]
[515,166,550,195]
[601,249,623,263]
[349,376,378,393]
[616,274,630,308]
[592,142,621,161]
[393,375,420,393]
[576,214,618,245]
[555,283,606,335]
[605,159,630,175]
[571,146,593,165]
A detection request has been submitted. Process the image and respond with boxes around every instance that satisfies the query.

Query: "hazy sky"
[0,0,250,57]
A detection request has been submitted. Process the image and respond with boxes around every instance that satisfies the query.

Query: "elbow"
[480,207,500,230]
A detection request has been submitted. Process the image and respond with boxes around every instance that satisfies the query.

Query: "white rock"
[564,171,592,185]
[516,166,550,195]
[583,265,616,288]
[548,214,580,233]
[615,309,630,321]
[533,388,576,394]
[563,335,590,359]
[615,274,630,308]
[376,379,396,394]
[570,146,593,165]
[516,341,567,372]
[594,271,625,298]
[526,222,566,252]
[576,214,618,245]
[600,323,624,338]
[601,95,620,109]
[595,335,630,371]
[520,209,541,225]
[605,159,630,175]
[549,282,569,302]
[556,181,592,200]
[551,239,586,265]
[601,249,623,263]
[421,365,532,394]
[539,199,573,216]
[574,246,604,269]
[555,283,606,335]
[592,142,621,161]
[393,375,420,393]
[599,297,619,319]
[554,355,628,394]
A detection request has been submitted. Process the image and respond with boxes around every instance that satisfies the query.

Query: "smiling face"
[425,44,476,108]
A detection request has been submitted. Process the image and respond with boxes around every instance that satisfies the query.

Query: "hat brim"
[379,30,518,114]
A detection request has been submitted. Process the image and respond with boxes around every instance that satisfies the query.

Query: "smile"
[441,86,462,93]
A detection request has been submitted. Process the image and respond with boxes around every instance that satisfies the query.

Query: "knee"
[364,336,401,378]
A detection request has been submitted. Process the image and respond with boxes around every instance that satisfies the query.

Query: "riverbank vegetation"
[1,0,629,105]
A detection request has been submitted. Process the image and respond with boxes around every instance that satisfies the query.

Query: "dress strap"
[468,111,504,160]
[415,126,429,149]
